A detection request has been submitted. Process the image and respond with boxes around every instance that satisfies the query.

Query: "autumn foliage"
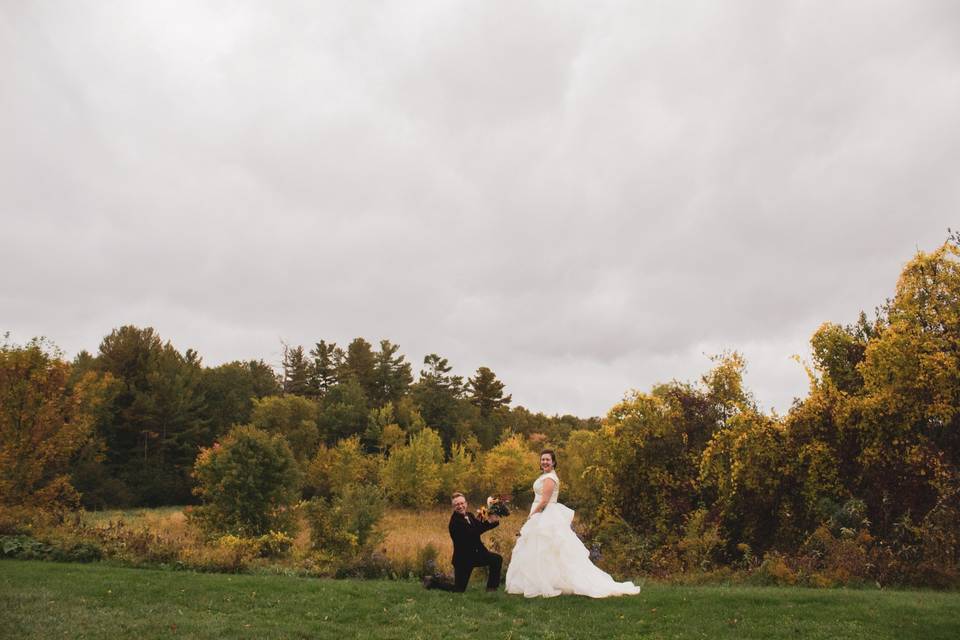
[0,338,109,513]
[4,235,960,586]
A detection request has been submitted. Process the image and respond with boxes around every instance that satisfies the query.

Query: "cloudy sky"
[2,1,958,418]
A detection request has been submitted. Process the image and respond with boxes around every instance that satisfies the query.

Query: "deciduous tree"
[0,338,109,511]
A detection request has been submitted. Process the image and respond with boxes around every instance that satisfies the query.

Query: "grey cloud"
[2,1,958,416]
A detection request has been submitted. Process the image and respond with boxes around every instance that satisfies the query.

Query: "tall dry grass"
[76,505,539,575]
[81,507,195,541]
[380,506,525,574]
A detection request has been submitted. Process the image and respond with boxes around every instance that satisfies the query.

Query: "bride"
[505,450,641,598]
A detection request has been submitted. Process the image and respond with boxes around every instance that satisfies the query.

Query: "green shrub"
[677,508,725,572]
[303,483,386,556]
[52,538,103,563]
[588,515,651,579]
[305,435,375,499]
[190,425,302,537]
[1,535,54,560]
[415,543,440,578]
[338,483,386,549]
[250,395,320,470]
[334,549,392,579]
[303,498,358,555]
[380,428,445,506]
[477,433,539,503]
[828,498,870,536]
[0,534,102,563]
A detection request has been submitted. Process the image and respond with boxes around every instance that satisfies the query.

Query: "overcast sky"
[2,1,958,418]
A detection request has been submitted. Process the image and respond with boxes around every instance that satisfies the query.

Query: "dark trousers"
[436,552,502,592]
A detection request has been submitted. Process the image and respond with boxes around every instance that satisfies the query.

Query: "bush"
[798,525,873,585]
[303,498,357,554]
[415,543,440,578]
[0,505,54,536]
[257,531,295,558]
[304,436,375,499]
[303,484,386,555]
[752,552,798,586]
[0,534,102,563]
[587,515,651,579]
[380,428,445,506]
[250,395,320,469]
[440,442,476,501]
[477,432,539,503]
[190,425,302,537]
[83,519,182,565]
[178,542,254,573]
[828,498,870,536]
[677,508,725,572]
[339,483,386,549]
[334,549,392,579]
[1,535,55,560]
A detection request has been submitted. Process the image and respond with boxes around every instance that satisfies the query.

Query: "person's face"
[540,453,554,473]
[452,496,467,515]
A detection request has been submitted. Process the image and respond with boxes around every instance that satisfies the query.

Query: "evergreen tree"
[248,359,282,398]
[282,344,310,396]
[95,326,163,499]
[199,358,281,438]
[150,346,209,469]
[308,340,339,398]
[412,353,464,448]
[372,339,413,406]
[466,366,512,418]
[344,338,377,401]
[95,326,208,505]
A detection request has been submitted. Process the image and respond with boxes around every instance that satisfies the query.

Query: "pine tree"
[372,339,413,406]
[309,340,339,398]
[95,325,209,505]
[466,366,512,418]
[344,338,377,401]
[412,354,464,447]
[282,344,310,396]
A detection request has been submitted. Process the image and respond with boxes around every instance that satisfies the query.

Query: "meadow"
[75,505,526,577]
[3,559,960,639]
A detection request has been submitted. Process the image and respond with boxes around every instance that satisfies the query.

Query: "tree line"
[3,232,960,585]
[0,329,595,509]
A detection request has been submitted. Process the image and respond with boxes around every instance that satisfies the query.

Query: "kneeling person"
[426,492,502,592]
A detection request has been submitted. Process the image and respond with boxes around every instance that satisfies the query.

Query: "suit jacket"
[448,511,499,567]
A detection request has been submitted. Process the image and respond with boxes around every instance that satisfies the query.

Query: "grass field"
[2,560,959,639]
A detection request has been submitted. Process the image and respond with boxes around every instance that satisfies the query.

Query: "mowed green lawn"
[1,560,958,640]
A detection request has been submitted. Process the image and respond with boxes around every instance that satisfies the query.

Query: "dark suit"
[443,511,502,592]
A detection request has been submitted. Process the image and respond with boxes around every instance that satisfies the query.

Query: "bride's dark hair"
[540,449,558,471]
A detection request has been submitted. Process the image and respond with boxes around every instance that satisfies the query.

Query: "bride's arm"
[530,478,556,515]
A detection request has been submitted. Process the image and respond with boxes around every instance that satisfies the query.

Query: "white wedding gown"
[505,471,641,598]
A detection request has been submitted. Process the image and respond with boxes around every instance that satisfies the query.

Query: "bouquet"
[477,495,511,521]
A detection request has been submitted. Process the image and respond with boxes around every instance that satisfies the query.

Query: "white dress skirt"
[505,471,642,598]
